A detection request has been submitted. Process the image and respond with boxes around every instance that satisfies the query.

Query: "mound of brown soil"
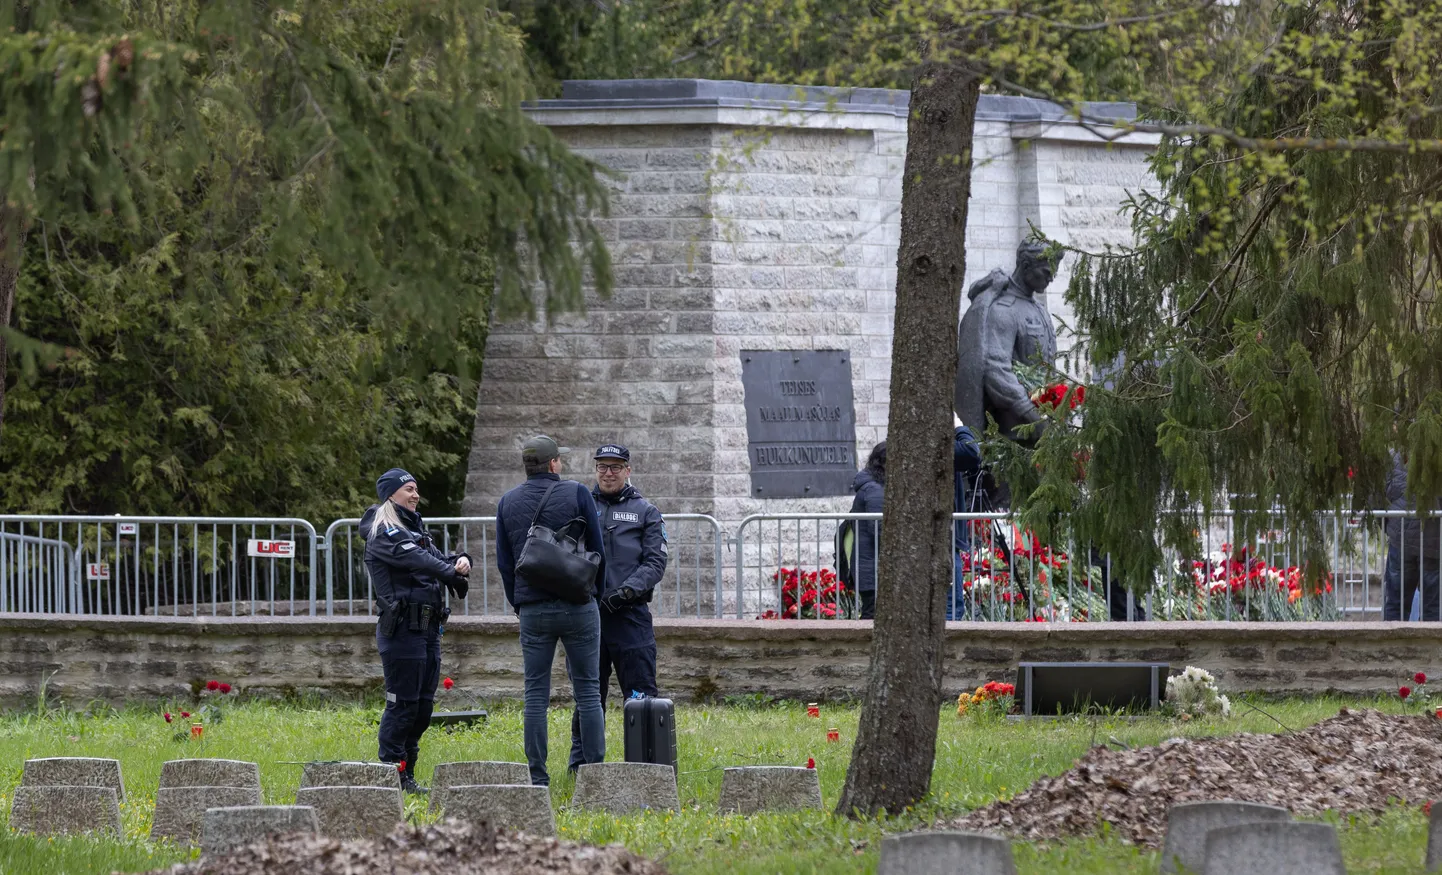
[955,708,1442,847]
[142,820,665,875]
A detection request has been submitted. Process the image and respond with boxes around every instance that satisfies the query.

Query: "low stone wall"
[0,614,1434,709]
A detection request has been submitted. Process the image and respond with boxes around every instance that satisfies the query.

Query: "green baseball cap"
[522,435,570,463]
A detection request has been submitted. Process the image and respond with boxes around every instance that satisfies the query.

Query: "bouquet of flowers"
[1156,543,1337,621]
[961,523,1110,622]
[1165,666,1232,719]
[957,680,1016,718]
[760,567,855,619]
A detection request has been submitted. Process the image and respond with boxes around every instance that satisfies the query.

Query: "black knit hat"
[376,467,416,502]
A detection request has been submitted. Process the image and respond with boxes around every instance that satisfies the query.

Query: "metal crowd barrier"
[734,509,1442,622]
[0,515,321,616]
[1,509,1437,621]
[324,514,724,618]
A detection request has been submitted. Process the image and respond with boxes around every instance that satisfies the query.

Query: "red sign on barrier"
[246,539,295,559]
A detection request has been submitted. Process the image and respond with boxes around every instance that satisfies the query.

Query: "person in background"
[849,441,886,620]
[950,424,984,620]
[1384,450,1442,621]
[495,435,606,786]
[568,444,668,773]
[360,468,470,794]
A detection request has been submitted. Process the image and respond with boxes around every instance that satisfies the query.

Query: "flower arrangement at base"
[961,524,1110,622]
[165,679,235,741]
[759,567,855,619]
[957,681,1016,718]
[1157,544,1337,621]
[1165,666,1231,720]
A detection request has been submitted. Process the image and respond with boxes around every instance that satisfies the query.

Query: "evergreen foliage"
[0,1,613,518]
[1006,0,1442,584]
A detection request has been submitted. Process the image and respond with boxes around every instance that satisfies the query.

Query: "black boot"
[400,755,427,795]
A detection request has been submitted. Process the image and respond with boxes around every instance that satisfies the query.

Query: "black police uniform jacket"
[359,503,468,643]
[593,482,668,649]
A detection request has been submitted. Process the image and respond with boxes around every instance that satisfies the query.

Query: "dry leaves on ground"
[955,708,1442,847]
[141,820,666,875]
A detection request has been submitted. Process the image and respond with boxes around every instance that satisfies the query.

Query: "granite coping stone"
[159,758,261,790]
[150,785,262,844]
[429,761,531,810]
[717,766,823,814]
[201,805,319,857]
[434,784,555,836]
[9,785,121,837]
[571,762,680,814]
[21,757,124,800]
[1160,800,1292,874]
[1201,822,1344,875]
[877,831,1016,875]
[293,786,404,840]
[300,761,401,790]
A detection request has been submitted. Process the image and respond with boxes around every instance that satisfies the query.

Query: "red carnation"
[806,758,815,769]
[219,683,232,694]
[443,677,454,690]
[1427,801,1434,816]
[1416,672,1428,685]
[180,711,190,718]
[1401,686,1412,699]
[397,760,407,773]
[163,712,173,723]
[206,680,220,691]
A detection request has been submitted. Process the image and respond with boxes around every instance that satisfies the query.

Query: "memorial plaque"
[740,350,857,498]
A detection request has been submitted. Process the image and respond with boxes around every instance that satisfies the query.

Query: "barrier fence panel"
[0,516,320,617]
[733,510,1442,622]
[323,514,726,618]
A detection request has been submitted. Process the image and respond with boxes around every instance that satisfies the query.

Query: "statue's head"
[1015,240,1062,294]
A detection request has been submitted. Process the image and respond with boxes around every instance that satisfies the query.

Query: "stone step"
[717,766,822,814]
[1161,800,1292,874]
[430,761,531,811]
[201,805,319,857]
[571,762,679,814]
[434,784,555,836]
[21,757,124,800]
[1202,822,1344,875]
[160,758,261,790]
[877,831,1016,875]
[150,786,262,844]
[300,761,401,790]
[293,786,404,840]
[9,785,121,837]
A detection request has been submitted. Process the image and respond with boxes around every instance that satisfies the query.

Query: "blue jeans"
[946,553,967,621]
[519,599,605,785]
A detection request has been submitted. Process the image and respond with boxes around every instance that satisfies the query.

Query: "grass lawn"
[0,694,1430,874]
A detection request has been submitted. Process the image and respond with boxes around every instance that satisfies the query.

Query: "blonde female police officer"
[360,468,470,794]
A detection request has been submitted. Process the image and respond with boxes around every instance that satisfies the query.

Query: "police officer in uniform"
[360,467,470,794]
[568,444,668,771]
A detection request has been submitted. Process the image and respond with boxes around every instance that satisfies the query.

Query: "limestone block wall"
[464,81,1158,542]
[2,614,1436,708]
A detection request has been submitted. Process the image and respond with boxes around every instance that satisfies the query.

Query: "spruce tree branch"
[986,75,1442,154]
[962,3,1219,33]
[1179,188,1281,331]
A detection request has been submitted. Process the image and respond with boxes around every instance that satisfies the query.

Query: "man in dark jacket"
[568,444,668,772]
[495,435,607,785]
[848,442,886,619]
[950,424,984,620]
[1384,451,1442,621]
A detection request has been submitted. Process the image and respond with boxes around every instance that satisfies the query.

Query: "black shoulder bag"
[515,481,601,604]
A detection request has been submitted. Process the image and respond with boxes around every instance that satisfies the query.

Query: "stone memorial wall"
[463,79,1158,526]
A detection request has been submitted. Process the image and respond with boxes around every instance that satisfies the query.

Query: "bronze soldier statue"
[954,239,1059,447]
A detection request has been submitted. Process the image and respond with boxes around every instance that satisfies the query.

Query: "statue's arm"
[980,307,1040,425]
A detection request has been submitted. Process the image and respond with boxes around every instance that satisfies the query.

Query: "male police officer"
[568,444,668,772]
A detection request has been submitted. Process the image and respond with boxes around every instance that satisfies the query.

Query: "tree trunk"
[836,63,979,818]
[0,204,25,435]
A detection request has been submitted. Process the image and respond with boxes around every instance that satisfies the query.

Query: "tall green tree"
[0,1,613,518]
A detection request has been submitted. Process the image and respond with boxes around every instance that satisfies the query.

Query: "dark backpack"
[834,519,857,589]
